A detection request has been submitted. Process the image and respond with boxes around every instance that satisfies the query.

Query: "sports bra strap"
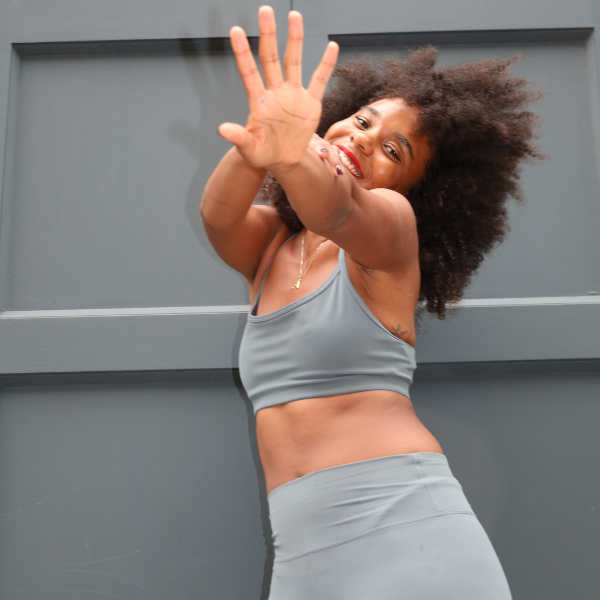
[252,231,300,315]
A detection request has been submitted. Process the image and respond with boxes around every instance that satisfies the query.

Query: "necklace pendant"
[292,278,302,290]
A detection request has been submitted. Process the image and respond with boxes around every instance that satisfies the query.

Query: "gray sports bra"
[238,233,416,414]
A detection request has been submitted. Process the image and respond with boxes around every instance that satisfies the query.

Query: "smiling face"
[323,98,433,196]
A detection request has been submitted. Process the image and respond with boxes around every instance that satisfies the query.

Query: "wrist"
[231,147,268,177]
[268,151,313,180]
[268,157,304,179]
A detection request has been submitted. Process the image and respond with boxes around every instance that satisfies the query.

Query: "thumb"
[218,123,255,154]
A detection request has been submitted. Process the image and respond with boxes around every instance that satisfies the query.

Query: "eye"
[355,116,369,128]
[384,145,401,161]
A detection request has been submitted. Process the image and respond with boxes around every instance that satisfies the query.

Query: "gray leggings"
[267,453,512,600]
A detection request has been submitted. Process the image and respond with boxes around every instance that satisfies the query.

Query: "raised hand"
[218,6,339,173]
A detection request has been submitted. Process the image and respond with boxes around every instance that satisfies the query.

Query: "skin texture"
[323,98,432,197]
[200,7,443,495]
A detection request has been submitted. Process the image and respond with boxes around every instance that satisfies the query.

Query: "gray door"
[0,1,598,599]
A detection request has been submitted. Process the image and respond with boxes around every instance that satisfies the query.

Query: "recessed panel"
[8,49,253,310]
[7,40,600,309]
[338,40,600,298]
[0,371,598,600]
[411,370,600,600]
[0,380,267,599]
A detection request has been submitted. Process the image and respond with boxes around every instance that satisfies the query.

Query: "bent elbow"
[199,193,219,229]
[311,202,353,236]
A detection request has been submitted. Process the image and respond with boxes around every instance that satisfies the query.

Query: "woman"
[200,6,542,599]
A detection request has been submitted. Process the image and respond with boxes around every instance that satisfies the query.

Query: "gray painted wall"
[0,0,598,599]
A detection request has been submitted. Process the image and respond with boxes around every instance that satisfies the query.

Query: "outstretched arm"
[229,9,414,271]
[204,6,417,277]
[200,148,281,282]
[270,144,419,273]
[200,8,338,280]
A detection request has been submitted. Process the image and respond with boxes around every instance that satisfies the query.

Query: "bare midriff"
[256,389,443,495]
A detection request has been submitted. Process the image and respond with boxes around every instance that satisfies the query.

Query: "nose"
[351,130,373,156]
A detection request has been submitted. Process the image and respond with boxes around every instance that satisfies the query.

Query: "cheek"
[372,161,400,185]
[324,122,352,140]
[405,161,427,188]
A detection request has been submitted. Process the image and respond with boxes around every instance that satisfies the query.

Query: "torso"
[250,226,443,495]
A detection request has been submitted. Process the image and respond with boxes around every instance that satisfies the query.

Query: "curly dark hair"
[258,47,544,318]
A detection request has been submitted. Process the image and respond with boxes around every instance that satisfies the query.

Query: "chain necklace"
[292,230,327,290]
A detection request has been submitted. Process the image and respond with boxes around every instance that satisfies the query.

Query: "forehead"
[366,98,421,130]
[366,98,433,168]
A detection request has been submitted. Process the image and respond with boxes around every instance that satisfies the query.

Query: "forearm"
[270,149,354,233]
[200,147,267,232]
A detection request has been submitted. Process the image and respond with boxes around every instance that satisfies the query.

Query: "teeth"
[339,151,362,178]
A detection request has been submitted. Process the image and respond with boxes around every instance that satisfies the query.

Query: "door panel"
[0,379,269,600]
[296,0,592,40]
[0,1,598,599]
[1,370,598,600]
[336,37,600,299]
[412,368,600,600]
[9,48,250,310]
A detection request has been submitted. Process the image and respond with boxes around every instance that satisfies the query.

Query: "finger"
[328,146,345,177]
[258,6,283,89]
[319,148,341,176]
[307,41,339,101]
[230,26,265,99]
[218,122,255,154]
[284,10,303,87]
[322,144,344,176]
[313,146,332,162]
[310,142,343,177]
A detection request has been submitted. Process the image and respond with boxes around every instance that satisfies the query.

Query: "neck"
[303,229,329,255]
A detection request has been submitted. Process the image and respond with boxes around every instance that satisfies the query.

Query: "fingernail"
[321,148,329,153]
[336,166,344,176]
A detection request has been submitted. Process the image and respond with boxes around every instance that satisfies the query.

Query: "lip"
[335,145,364,178]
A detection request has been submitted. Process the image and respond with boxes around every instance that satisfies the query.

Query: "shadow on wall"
[233,367,275,600]
[230,309,274,599]
[170,14,258,305]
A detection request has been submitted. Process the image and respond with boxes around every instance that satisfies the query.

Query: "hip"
[267,453,512,600]
[267,452,469,562]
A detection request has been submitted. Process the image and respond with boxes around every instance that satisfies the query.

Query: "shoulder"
[329,185,418,273]
[367,188,417,229]
[203,202,284,284]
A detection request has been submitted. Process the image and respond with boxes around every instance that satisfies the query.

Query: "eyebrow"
[361,105,414,161]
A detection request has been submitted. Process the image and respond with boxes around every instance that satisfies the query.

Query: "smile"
[336,146,364,178]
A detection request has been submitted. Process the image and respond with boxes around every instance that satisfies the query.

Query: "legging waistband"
[267,453,475,562]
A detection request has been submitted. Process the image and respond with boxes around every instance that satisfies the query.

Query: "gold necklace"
[292,231,327,290]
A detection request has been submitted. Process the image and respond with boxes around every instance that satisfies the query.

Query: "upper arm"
[202,204,282,282]
[322,184,419,272]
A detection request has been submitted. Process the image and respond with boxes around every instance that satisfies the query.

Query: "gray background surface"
[0,0,598,599]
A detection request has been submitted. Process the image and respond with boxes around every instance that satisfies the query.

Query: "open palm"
[219,7,339,172]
